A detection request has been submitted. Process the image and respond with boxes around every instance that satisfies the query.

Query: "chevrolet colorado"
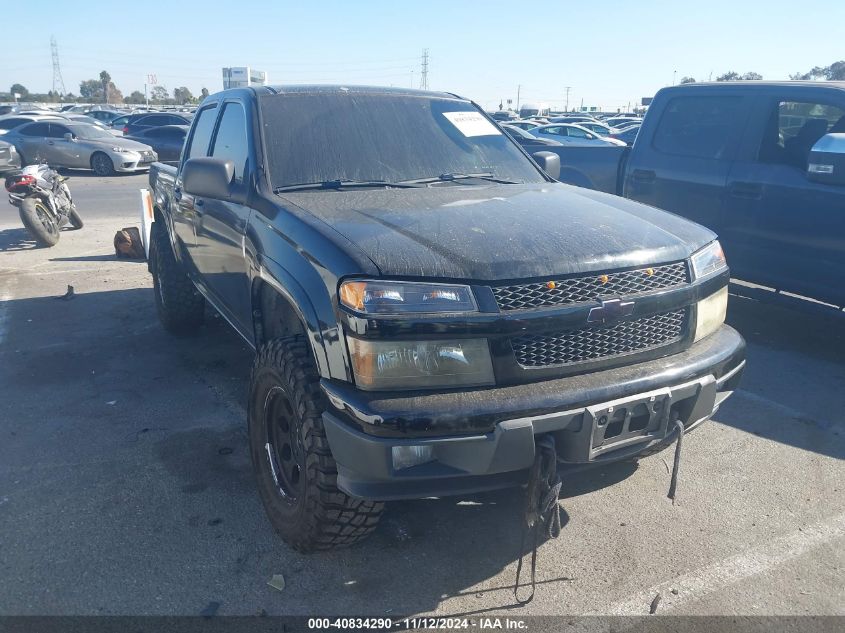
[148,85,745,552]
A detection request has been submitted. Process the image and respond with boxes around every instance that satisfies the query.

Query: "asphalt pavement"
[0,172,843,620]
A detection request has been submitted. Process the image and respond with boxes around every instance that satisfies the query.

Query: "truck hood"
[280,183,716,280]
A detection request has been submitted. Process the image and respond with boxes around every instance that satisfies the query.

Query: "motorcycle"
[4,164,83,247]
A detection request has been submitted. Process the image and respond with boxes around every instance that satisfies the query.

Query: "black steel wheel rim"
[263,386,306,502]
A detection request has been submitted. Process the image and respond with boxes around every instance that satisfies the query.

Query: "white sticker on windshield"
[442,111,501,137]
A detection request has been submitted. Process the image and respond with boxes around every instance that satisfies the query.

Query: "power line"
[51,35,66,96]
[419,48,429,90]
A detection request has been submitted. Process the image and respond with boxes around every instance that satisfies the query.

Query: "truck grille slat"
[493,261,688,311]
[511,309,688,368]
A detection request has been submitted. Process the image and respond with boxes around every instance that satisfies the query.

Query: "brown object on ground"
[114,227,145,259]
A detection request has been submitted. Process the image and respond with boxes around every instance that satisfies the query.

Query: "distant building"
[222,67,268,89]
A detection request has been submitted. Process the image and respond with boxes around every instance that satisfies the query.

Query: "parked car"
[555,81,845,308]
[501,124,564,149]
[576,121,616,136]
[505,120,540,131]
[490,110,517,121]
[125,125,188,161]
[85,109,126,125]
[549,115,599,124]
[4,121,157,175]
[610,124,641,146]
[0,139,21,172]
[122,112,193,136]
[148,84,744,552]
[61,113,122,135]
[0,114,62,135]
[532,123,626,146]
[605,117,641,128]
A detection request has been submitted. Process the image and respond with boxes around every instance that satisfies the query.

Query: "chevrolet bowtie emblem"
[587,298,635,323]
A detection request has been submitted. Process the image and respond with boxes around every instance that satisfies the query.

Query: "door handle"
[195,198,204,209]
[729,182,762,200]
[631,169,655,184]
[47,141,55,145]
[173,186,182,201]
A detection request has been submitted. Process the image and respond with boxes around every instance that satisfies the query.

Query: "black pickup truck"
[148,85,745,551]
[554,81,845,309]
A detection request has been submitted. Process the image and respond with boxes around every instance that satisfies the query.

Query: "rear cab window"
[652,95,744,159]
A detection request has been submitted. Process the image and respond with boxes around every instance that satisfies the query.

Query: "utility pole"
[419,49,429,90]
[50,36,66,98]
[672,70,677,86]
[516,84,521,111]
[564,86,571,112]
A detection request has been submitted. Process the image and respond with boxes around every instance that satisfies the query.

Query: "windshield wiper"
[273,179,421,193]
[398,172,522,186]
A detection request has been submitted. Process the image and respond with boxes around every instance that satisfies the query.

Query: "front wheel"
[249,336,383,552]
[19,198,60,247]
[91,152,115,176]
[68,207,84,229]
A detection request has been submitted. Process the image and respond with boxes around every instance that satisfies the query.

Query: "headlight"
[347,338,494,390]
[694,286,728,342]
[111,146,130,153]
[340,280,477,314]
[691,240,727,279]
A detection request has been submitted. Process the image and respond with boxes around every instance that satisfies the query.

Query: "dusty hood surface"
[280,183,716,280]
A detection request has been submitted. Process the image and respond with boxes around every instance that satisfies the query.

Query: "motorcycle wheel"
[69,207,84,229]
[19,198,60,247]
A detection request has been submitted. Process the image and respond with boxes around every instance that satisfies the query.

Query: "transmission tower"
[51,36,66,97]
[419,49,429,90]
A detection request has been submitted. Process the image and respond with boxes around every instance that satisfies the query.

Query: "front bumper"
[112,152,156,172]
[322,325,745,500]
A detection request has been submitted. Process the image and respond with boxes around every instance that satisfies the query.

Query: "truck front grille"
[492,261,688,311]
[511,308,688,368]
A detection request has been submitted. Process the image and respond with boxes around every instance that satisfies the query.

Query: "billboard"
[222,67,268,89]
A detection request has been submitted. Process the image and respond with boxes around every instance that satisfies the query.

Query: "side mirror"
[182,157,237,200]
[532,151,561,180]
[807,133,845,186]
[63,133,74,141]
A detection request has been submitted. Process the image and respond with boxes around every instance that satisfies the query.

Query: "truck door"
[624,93,752,234]
[193,100,254,332]
[172,103,218,263]
[724,95,845,306]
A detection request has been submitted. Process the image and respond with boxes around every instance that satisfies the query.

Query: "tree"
[99,70,111,103]
[741,72,763,80]
[107,82,124,104]
[79,79,103,101]
[150,85,169,102]
[716,71,740,81]
[125,90,146,104]
[10,83,28,97]
[679,76,696,84]
[173,86,194,104]
[791,61,845,81]
[200,87,209,99]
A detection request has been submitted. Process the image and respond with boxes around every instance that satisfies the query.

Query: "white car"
[531,123,627,146]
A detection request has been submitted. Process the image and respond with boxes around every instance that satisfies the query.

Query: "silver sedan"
[4,120,157,176]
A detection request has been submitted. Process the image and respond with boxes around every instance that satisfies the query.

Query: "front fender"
[255,254,349,382]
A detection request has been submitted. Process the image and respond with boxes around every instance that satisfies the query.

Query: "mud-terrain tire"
[248,336,383,552]
[150,223,204,334]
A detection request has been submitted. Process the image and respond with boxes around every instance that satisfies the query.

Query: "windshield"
[260,92,545,188]
[68,124,114,140]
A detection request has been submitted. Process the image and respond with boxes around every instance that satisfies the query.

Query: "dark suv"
[122,112,192,136]
[148,85,745,552]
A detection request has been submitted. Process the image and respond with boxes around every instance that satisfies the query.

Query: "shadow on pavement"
[0,286,637,615]
[716,293,845,461]
[0,226,38,252]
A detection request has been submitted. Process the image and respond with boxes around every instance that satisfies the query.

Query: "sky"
[3,0,844,111]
